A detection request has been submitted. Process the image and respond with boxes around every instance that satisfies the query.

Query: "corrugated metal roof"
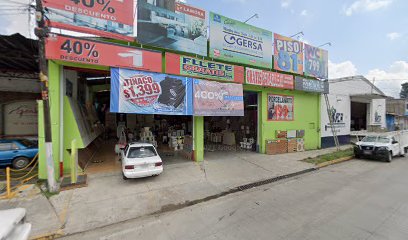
[0,33,38,72]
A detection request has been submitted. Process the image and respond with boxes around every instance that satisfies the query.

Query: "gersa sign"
[274,33,303,75]
[45,34,162,73]
[209,12,273,68]
[165,53,244,83]
[43,0,134,41]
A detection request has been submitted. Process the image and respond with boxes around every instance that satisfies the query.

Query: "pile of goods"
[265,130,305,155]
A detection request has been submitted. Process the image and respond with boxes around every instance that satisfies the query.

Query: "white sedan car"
[121,142,163,180]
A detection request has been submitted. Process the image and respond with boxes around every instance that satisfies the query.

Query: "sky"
[1,0,408,97]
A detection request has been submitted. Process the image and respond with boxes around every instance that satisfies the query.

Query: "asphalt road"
[60,157,408,240]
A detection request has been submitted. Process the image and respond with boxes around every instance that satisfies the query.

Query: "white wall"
[329,77,383,96]
[0,72,40,93]
[321,94,351,137]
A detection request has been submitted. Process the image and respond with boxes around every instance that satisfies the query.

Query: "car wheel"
[122,174,128,180]
[355,154,360,159]
[12,157,30,169]
[386,151,392,162]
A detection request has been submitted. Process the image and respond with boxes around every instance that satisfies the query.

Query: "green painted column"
[38,100,47,179]
[259,91,267,154]
[317,94,322,149]
[48,61,61,178]
[193,116,204,162]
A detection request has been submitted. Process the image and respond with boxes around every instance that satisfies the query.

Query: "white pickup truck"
[354,131,408,162]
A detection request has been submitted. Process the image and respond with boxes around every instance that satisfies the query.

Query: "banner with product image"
[304,44,329,79]
[110,68,193,115]
[267,94,294,121]
[209,12,273,68]
[274,33,303,74]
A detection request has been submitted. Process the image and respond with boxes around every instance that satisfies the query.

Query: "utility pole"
[35,0,58,192]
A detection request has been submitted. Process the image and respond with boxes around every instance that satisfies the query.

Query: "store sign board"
[209,12,273,68]
[321,94,350,137]
[267,94,294,121]
[193,79,244,116]
[43,0,134,41]
[45,35,162,72]
[304,44,329,79]
[137,1,207,56]
[294,77,329,94]
[246,67,294,89]
[4,101,38,136]
[273,33,303,74]
[110,68,193,115]
[165,53,244,83]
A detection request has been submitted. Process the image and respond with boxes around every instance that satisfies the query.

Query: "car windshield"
[127,146,157,158]
[377,137,391,143]
[19,139,36,148]
[361,136,377,142]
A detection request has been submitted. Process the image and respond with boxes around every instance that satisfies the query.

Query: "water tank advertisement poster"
[193,79,244,116]
[110,68,193,115]
[274,33,304,75]
[137,1,208,56]
[209,12,273,68]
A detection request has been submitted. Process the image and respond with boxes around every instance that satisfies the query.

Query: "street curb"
[316,156,354,168]
[46,167,318,239]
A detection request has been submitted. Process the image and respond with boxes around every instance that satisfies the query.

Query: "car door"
[0,143,16,164]
[391,137,400,156]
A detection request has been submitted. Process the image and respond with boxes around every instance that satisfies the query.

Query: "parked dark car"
[0,139,38,169]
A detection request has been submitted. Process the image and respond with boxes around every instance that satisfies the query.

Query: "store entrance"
[350,101,367,131]
[204,91,258,153]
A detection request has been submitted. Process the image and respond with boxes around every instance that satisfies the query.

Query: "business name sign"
[45,34,162,72]
[193,79,244,116]
[209,12,273,68]
[165,53,244,83]
[246,68,293,89]
[43,0,134,41]
[267,94,294,121]
[304,44,329,79]
[295,77,329,94]
[110,68,193,115]
[137,1,207,56]
[274,33,303,74]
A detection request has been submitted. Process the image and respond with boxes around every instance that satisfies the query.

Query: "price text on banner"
[246,67,293,89]
[165,53,244,83]
[274,33,303,74]
[304,44,329,79]
[43,0,134,41]
[45,35,162,72]
[267,94,294,121]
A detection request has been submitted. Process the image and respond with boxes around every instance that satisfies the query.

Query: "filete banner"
[193,79,244,116]
[110,68,193,115]
[274,33,303,74]
[165,53,244,83]
[209,12,273,68]
[45,34,162,72]
[267,94,294,121]
[43,0,134,41]
[304,44,329,79]
[246,68,293,89]
[137,1,207,56]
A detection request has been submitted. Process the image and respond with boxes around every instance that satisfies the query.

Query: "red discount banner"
[45,34,162,72]
[246,67,293,89]
[43,0,134,41]
[122,74,162,106]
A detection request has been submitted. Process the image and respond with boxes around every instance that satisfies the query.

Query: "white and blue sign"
[110,68,193,115]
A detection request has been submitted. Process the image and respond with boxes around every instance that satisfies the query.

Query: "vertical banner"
[245,67,294,89]
[371,99,386,127]
[274,33,303,74]
[304,44,329,79]
[209,12,273,68]
[137,1,207,56]
[193,79,244,116]
[43,0,135,41]
[110,68,193,115]
[267,94,294,121]
[165,53,244,83]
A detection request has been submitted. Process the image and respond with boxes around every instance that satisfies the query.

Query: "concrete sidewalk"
[0,146,350,238]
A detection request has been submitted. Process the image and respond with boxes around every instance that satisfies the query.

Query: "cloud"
[329,60,358,79]
[344,0,392,16]
[281,0,291,8]
[365,61,408,97]
[300,9,308,16]
[386,32,401,40]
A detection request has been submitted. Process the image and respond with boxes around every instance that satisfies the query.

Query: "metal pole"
[6,167,11,198]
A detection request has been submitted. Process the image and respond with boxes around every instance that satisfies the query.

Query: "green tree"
[400,82,408,99]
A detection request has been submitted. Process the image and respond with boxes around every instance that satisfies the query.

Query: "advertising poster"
[4,101,38,136]
[165,53,244,83]
[209,12,273,68]
[246,67,293,89]
[274,33,303,74]
[110,68,193,115]
[371,99,386,127]
[43,0,134,41]
[137,1,207,56]
[267,94,294,121]
[46,34,162,72]
[321,94,350,137]
[193,79,244,116]
[304,44,329,79]
[294,77,329,94]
